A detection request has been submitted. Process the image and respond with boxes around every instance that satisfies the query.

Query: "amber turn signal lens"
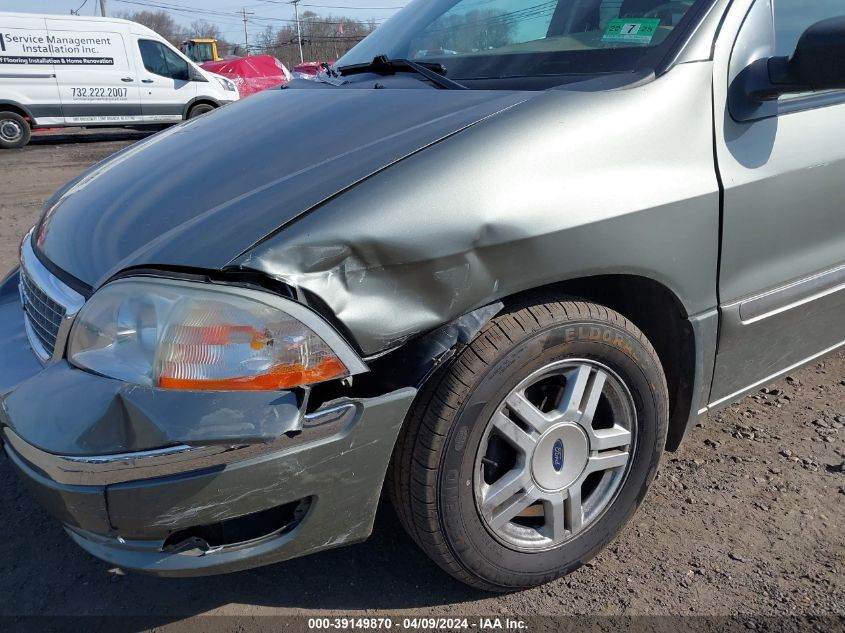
[158,356,347,391]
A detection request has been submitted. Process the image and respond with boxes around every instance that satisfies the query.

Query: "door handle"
[142,79,154,84]
[121,77,134,82]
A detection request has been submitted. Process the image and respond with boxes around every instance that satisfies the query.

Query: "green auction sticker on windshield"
[602,18,661,44]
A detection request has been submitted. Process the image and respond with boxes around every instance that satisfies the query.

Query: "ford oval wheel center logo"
[531,424,589,491]
[552,438,564,472]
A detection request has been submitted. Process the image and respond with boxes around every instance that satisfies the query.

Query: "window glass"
[774,0,844,56]
[410,0,559,56]
[339,0,711,87]
[139,39,190,80]
[405,0,697,59]
[139,40,168,75]
[195,42,214,62]
[161,45,190,80]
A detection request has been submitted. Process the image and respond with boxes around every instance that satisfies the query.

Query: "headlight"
[68,278,365,391]
[216,76,237,92]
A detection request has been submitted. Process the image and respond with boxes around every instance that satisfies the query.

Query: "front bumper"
[0,269,416,576]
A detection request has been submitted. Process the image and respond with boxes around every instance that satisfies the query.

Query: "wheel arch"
[520,275,698,452]
[318,273,701,452]
[183,97,221,120]
[0,101,34,122]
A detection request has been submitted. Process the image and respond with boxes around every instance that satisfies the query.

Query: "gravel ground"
[0,134,842,628]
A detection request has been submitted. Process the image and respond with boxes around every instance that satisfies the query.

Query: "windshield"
[194,42,215,62]
[338,0,713,88]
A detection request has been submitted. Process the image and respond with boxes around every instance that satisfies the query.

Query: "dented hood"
[35,87,529,289]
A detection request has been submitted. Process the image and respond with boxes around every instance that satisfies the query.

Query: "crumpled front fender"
[233,65,720,357]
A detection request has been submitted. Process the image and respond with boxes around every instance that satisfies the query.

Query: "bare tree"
[116,10,183,45]
[189,19,221,40]
[255,13,376,69]
[116,9,377,66]
[186,19,234,56]
[255,25,276,53]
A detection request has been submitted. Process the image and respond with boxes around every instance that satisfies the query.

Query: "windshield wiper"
[336,55,467,90]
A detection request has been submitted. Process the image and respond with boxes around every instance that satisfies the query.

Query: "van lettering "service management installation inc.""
[0,32,113,55]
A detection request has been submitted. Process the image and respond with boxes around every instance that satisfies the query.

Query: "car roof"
[0,12,162,39]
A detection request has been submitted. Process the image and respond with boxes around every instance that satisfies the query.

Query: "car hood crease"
[34,88,531,289]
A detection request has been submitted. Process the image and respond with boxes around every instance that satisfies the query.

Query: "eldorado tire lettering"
[443,470,460,514]
[453,425,469,452]
[561,325,637,358]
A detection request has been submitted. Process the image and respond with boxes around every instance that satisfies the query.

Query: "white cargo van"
[0,13,239,148]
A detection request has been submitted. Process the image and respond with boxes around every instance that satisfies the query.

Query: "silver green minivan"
[2,0,844,591]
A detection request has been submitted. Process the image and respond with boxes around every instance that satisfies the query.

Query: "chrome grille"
[19,232,85,363]
[20,267,65,357]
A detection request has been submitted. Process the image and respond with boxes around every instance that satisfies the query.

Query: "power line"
[70,0,89,15]
[303,3,404,7]
[257,0,404,7]
[254,35,366,46]
[111,0,389,26]
[113,0,256,19]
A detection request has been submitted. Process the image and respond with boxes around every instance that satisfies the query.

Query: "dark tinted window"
[774,0,845,56]
[160,45,190,80]
[139,39,190,80]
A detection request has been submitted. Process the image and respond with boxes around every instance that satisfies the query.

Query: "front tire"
[187,103,215,119]
[0,111,31,149]
[388,297,668,591]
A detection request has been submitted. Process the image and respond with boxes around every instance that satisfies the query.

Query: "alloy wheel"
[474,359,637,551]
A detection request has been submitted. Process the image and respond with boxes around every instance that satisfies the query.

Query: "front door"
[711,0,845,406]
[45,19,142,125]
[134,38,196,123]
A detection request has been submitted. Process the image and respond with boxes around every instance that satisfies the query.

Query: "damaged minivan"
[3,0,845,591]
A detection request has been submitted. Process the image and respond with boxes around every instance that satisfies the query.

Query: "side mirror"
[765,16,845,97]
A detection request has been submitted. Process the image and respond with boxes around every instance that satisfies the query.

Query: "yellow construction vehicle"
[180,39,222,63]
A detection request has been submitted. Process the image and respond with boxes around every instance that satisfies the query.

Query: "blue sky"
[0,0,410,42]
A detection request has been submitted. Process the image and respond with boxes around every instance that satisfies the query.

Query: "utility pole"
[239,8,254,55]
[99,0,107,16]
[290,0,304,63]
